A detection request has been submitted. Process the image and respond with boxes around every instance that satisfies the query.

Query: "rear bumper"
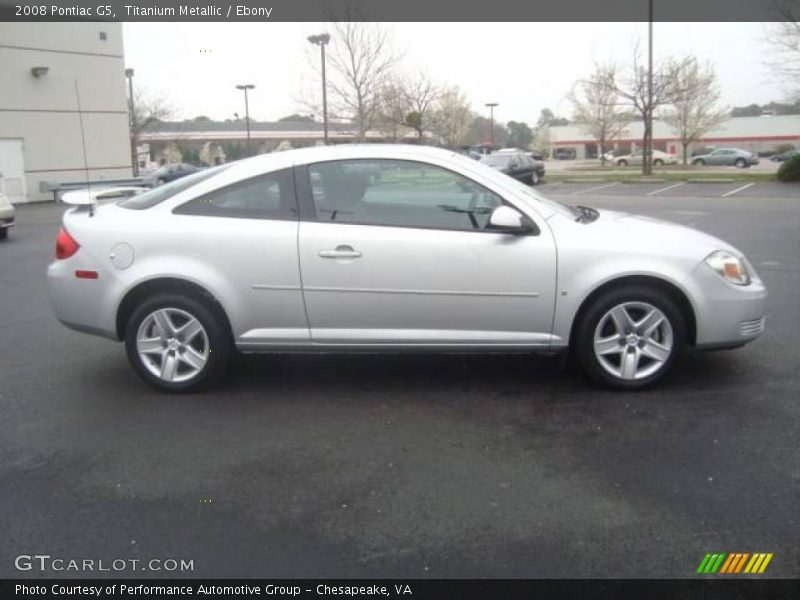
[47,258,120,340]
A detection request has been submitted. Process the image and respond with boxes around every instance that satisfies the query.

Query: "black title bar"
[3,579,800,600]
[0,0,793,22]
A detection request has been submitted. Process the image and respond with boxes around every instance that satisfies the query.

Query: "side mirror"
[488,205,534,233]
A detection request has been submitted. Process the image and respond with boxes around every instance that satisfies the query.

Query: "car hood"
[558,208,741,260]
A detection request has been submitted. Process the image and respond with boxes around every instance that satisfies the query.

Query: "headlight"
[705,250,751,285]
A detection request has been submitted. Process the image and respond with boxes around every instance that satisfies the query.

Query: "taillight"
[55,227,80,259]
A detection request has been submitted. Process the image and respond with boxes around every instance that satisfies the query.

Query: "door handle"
[318,245,362,259]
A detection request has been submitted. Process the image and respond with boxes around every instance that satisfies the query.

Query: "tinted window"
[174,168,296,220]
[308,159,505,232]
[119,165,229,210]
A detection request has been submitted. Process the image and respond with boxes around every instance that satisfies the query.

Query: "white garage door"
[0,139,27,204]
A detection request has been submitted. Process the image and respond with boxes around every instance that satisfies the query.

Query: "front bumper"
[684,261,768,349]
[0,216,14,229]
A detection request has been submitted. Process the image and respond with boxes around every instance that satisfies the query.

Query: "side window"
[174,167,296,220]
[307,159,506,232]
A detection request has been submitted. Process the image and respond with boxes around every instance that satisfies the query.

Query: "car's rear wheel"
[124,294,231,392]
[0,228,7,240]
[617,159,628,167]
[575,285,686,389]
[653,159,664,166]
[735,158,747,168]
[693,159,705,166]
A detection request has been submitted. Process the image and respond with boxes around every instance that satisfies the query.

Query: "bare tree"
[375,80,410,142]
[131,90,174,136]
[569,62,629,165]
[326,21,399,141]
[430,86,472,147]
[400,71,440,140]
[661,59,729,164]
[765,0,800,101]
[612,45,694,175]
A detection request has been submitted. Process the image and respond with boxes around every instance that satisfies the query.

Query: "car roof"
[219,144,464,178]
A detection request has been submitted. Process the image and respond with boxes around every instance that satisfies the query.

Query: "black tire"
[735,158,747,168]
[124,293,232,392]
[617,159,628,167]
[653,159,664,166]
[0,228,7,240]
[157,178,167,185]
[530,171,540,186]
[574,285,686,390]
[693,159,705,166]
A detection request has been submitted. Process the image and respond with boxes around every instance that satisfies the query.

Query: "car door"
[296,158,557,347]
[709,150,726,165]
[170,167,308,347]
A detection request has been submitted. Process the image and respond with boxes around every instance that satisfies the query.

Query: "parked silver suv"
[47,145,766,392]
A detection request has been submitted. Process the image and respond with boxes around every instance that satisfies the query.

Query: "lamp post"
[125,68,137,176]
[307,33,331,145]
[645,0,654,175]
[236,84,255,154]
[485,102,498,146]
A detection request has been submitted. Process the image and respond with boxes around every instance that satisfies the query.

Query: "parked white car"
[47,145,766,392]
[0,191,14,239]
[613,150,679,167]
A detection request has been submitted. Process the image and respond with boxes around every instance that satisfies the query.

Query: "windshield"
[119,165,229,210]
[481,154,512,167]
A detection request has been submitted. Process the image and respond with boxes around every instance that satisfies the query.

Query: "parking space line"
[570,182,619,196]
[646,182,686,196]
[721,182,755,197]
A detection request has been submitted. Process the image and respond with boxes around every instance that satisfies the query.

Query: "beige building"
[0,23,132,203]
[549,115,800,160]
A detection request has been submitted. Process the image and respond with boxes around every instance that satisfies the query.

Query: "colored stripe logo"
[696,553,773,574]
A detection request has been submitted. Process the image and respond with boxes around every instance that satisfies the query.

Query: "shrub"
[774,143,796,155]
[776,155,800,182]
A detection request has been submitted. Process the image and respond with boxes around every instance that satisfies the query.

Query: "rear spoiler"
[61,186,149,206]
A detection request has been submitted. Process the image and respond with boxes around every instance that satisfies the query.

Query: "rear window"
[481,154,512,167]
[118,165,229,210]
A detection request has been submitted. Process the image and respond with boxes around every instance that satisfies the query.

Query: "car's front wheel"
[617,159,627,167]
[575,286,686,389]
[735,158,748,168]
[653,159,664,166]
[0,228,7,240]
[693,159,705,166]
[124,294,231,392]
[530,171,540,186]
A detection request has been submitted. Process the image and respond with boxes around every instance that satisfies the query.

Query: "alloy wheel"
[592,301,674,381]
[136,307,209,383]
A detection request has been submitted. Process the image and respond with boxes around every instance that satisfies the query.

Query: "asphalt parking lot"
[1,187,798,579]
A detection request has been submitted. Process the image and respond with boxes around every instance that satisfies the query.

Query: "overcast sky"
[123,22,785,124]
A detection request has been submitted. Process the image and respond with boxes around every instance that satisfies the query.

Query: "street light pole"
[485,102,498,146]
[308,33,331,145]
[646,0,654,175]
[125,68,137,176]
[236,84,255,155]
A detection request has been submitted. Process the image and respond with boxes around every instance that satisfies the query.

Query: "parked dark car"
[770,149,799,162]
[480,152,542,185]
[152,163,202,185]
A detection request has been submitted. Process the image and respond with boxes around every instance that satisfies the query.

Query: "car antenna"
[74,80,94,217]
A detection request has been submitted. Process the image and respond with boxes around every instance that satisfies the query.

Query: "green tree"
[506,121,533,149]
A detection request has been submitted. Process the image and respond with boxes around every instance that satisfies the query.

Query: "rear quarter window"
[118,165,228,210]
